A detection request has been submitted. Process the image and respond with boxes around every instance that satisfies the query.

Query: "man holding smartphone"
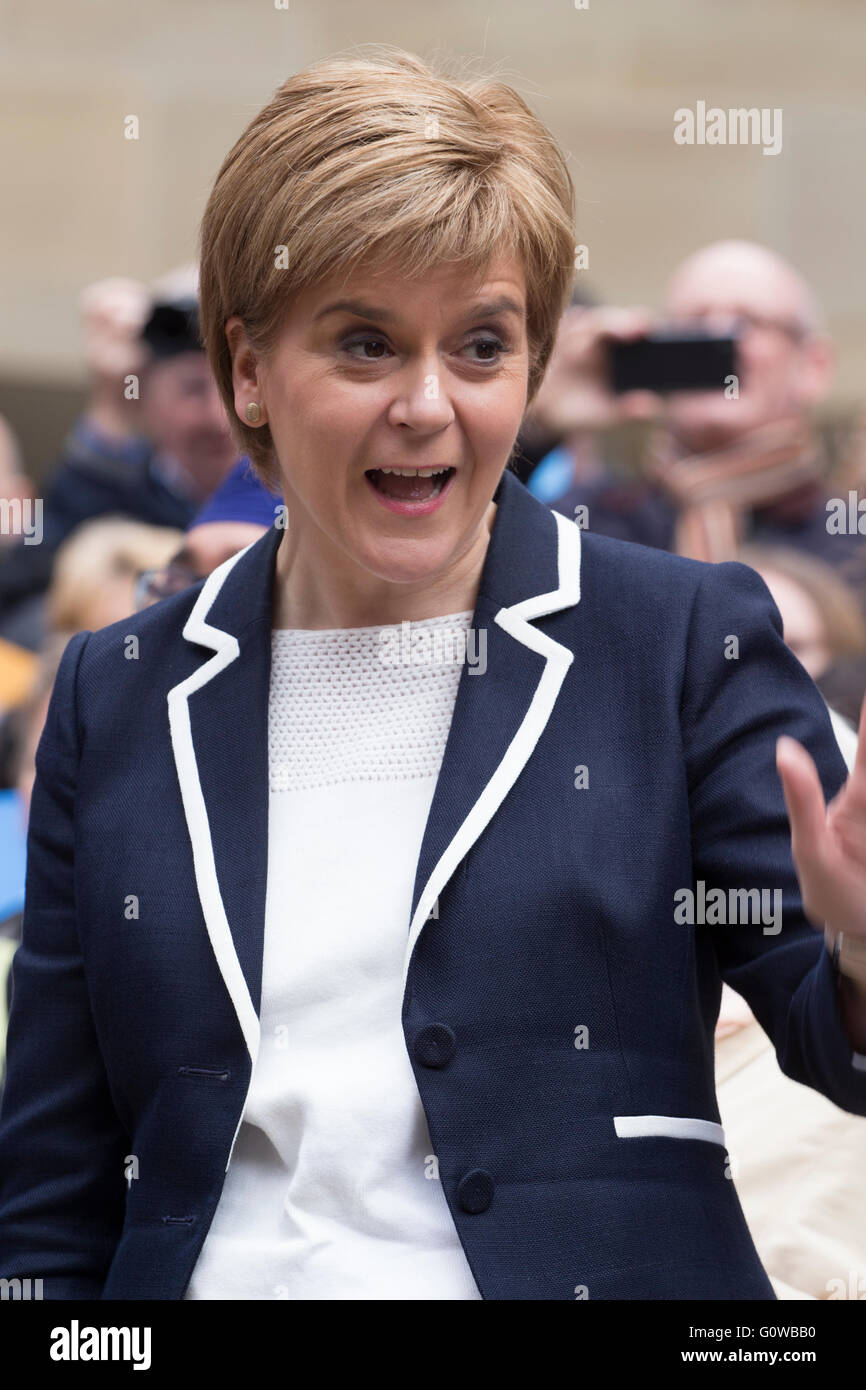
[526,239,857,571]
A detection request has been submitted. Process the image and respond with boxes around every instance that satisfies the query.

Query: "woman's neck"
[271,502,497,630]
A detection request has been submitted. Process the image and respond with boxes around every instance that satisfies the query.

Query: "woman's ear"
[225,316,266,426]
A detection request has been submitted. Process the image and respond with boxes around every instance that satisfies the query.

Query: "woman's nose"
[386,362,456,433]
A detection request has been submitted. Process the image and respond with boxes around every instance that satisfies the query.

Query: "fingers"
[619,389,663,420]
[777,730,866,939]
[557,306,654,354]
[592,306,654,344]
[852,692,866,780]
[776,735,828,858]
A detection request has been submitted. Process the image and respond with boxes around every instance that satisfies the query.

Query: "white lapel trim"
[167,541,262,1069]
[401,510,581,989]
[614,1115,726,1148]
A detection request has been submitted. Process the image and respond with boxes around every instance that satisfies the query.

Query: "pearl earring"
[244,402,262,425]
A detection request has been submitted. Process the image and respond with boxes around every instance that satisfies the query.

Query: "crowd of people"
[1,232,865,1299]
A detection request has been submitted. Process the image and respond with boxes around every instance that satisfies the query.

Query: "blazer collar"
[167,467,581,1149]
[182,464,575,644]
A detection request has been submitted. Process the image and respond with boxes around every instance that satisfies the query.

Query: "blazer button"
[457,1169,494,1214]
[413,1023,456,1068]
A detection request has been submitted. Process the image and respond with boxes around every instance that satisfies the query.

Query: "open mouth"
[365,466,456,503]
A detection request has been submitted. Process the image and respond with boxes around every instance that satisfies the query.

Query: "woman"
[1,48,865,1303]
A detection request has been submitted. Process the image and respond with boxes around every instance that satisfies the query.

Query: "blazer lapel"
[403,468,581,987]
[166,468,582,1090]
[166,524,283,1080]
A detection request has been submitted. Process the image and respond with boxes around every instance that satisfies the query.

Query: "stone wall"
[2,0,864,470]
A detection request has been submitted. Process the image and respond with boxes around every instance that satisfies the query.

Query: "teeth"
[375,467,450,477]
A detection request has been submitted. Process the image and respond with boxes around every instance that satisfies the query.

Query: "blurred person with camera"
[527,240,861,574]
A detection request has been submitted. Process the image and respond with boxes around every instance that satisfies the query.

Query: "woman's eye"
[343,335,392,360]
[462,335,506,364]
[340,333,507,365]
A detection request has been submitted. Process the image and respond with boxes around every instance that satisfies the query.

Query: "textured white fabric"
[267,618,477,791]
[185,611,482,1300]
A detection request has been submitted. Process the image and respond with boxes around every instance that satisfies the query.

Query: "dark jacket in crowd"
[553,475,864,573]
[0,420,196,647]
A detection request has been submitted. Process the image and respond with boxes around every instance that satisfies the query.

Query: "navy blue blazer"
[1,466,865,1301]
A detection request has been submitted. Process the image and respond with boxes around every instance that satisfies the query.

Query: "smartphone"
[609,330,737,394]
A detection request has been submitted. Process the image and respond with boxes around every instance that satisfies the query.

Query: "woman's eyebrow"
[314,300,397,323]
[313,294,525,325]
[462,296,524,320]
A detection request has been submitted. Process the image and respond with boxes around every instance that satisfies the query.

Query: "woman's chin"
[349,534,463,589]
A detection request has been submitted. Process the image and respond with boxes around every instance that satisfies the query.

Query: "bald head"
[658,240,833,452]
[664,240,823,337]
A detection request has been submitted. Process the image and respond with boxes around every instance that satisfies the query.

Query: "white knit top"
[185,610,483,1300]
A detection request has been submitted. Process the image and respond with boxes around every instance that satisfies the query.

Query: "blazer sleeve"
[680,559,866,1116]
[0,629,129,1298]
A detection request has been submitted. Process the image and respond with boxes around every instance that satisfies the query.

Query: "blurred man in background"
[527,240,860,573]
[0,271,238,649]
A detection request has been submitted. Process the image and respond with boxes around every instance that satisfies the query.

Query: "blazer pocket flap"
[614,1114,726,1146]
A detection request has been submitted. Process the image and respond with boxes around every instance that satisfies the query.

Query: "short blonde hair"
[199,46,576,490]
[48,516,184,633]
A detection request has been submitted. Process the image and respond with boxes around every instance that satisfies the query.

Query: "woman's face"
[228,254,529,591]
